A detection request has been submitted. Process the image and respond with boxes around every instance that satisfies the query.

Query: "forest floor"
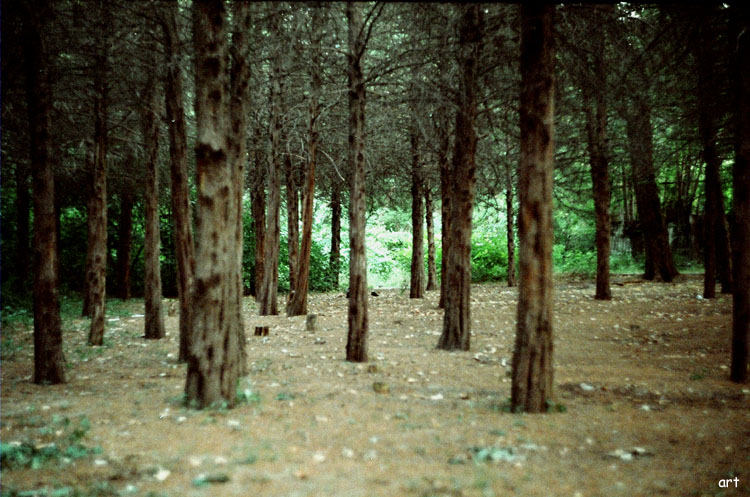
[2,275,749,497]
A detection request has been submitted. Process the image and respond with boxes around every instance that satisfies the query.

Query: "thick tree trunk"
[15,165,31,295]
[142,76,165,340]
[329,182,342,289]
[511,3,555,413]
[114,190,134,300]
[626,102,679,282]
[286,155,300,308]
[506,168,517,288]
[24,0,65,384]
[696,15,732,298]
[288,5,321,316]
[162,1,196,362]
[583,14,612,300]
[346,2,369,362]
[731,7,750,383]
[86,64,108,346]
[410,130,425,299]
[437,5,482,352]
[185,0,241,408]
[425,185,437,291]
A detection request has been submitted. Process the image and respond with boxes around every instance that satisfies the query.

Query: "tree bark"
[425,185,437,291]
[438,122,450,309]
[286,154,300,308]
[114,190,134,300]
[346,2,369,363]
[437,5,482,351]
[185,0,241,408]
[86,49,109,346]
[410,129,425,299]
[625,101,679,282]
[506,164,517,288]
[696,13,732,298]
[251,135,266,299]
[511,3,555,413]
[142,74,165,340]
[14,164,31,295]
[329,181,342,289]
[24,0,65,384]
[161,0,196,362]
[731,6,750,383]
[288,4,322,316]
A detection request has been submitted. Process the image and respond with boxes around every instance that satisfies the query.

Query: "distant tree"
[23,0,66,384]
[511,3,555,413]
[329,180,342,289]
[437,4,482,351]
[425,184,438,291]
[731,5,750,383]
[409,123,425,299]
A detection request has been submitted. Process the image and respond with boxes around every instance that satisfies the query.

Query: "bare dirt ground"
[2,275,749,497]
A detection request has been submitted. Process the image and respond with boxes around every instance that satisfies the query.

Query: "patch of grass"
[275,391,296,401]
[689,368,709,381]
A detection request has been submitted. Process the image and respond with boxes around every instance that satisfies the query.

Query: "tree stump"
[306,314,317,331]
[254,326,269,337]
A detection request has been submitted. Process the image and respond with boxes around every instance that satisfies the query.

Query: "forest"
[2,2,749,496]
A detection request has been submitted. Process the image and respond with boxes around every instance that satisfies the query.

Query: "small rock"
[154,468,171,481]
[579,382,595,392]
[367,364,378,373]
[373,382,389,394]
[342,447,355,458]
[313,452,326,463]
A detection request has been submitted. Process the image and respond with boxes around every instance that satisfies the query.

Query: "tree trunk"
[425,185,437,291]
[142,75,165,340]
[114,190,134,300]
[288,4,322,316]
[24,0,65,384]
[511,3,555,413]
[410,129,425,299]
[731,6,750,383]
[437,5,482,351]
[251,139,266,300]
[437,109,451,309]
[329,181,342,289]
[346,2,369,363]
[625,101,678,282]
[286,155,300,308]
[162,1,196,362]
[696,14,732,298]
[583,12,612,300]
[86,55,108,346]
[185,0,241,408]
[506,166,517,288]
[15,164,31,295]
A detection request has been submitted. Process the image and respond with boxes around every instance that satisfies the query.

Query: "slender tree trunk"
[142,75,165,340]
[114,190,134,300]
[162,1,196,362]
[288,4,322,316]
[86,56,108,346]
[24,0,65,384]
[410,129,425,299]
[731,6,750,383]
[511,3,555,413]
[583,13,612,300]
[438,126,450,309]
[696,15,732,298]
[251,140,266,299]
[286,155,300,307]
[625,101,679,282]
[185,0,241,408]
[15,165,31,295]
[437,5,482,351]
[425,185,437,291]
[506,164,517,288]
[329,181,342,289]
[346,2,369,362]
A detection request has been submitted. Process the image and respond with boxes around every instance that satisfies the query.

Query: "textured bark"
[24,0,65,384]
[696,14,732,298]
[409,129,425,299]
[425,186,437,291]
[185,0,241,408]
[511,3,555,413]
[731,7,750,383]
[162,1,196,362]
[142,75,165,340]
[251,140,266,299]
[626,102,678,282]
[346,2,369,362]
[583,12,611,300]
[438,122,450,309]
[86,53,109,346]
[329,182,342,289]
[437,5,482,351]
[15,164,31,294]
[506,168,517,288]
[285,155,300,309]
[114,190,134,300]
[288,4,322,316]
